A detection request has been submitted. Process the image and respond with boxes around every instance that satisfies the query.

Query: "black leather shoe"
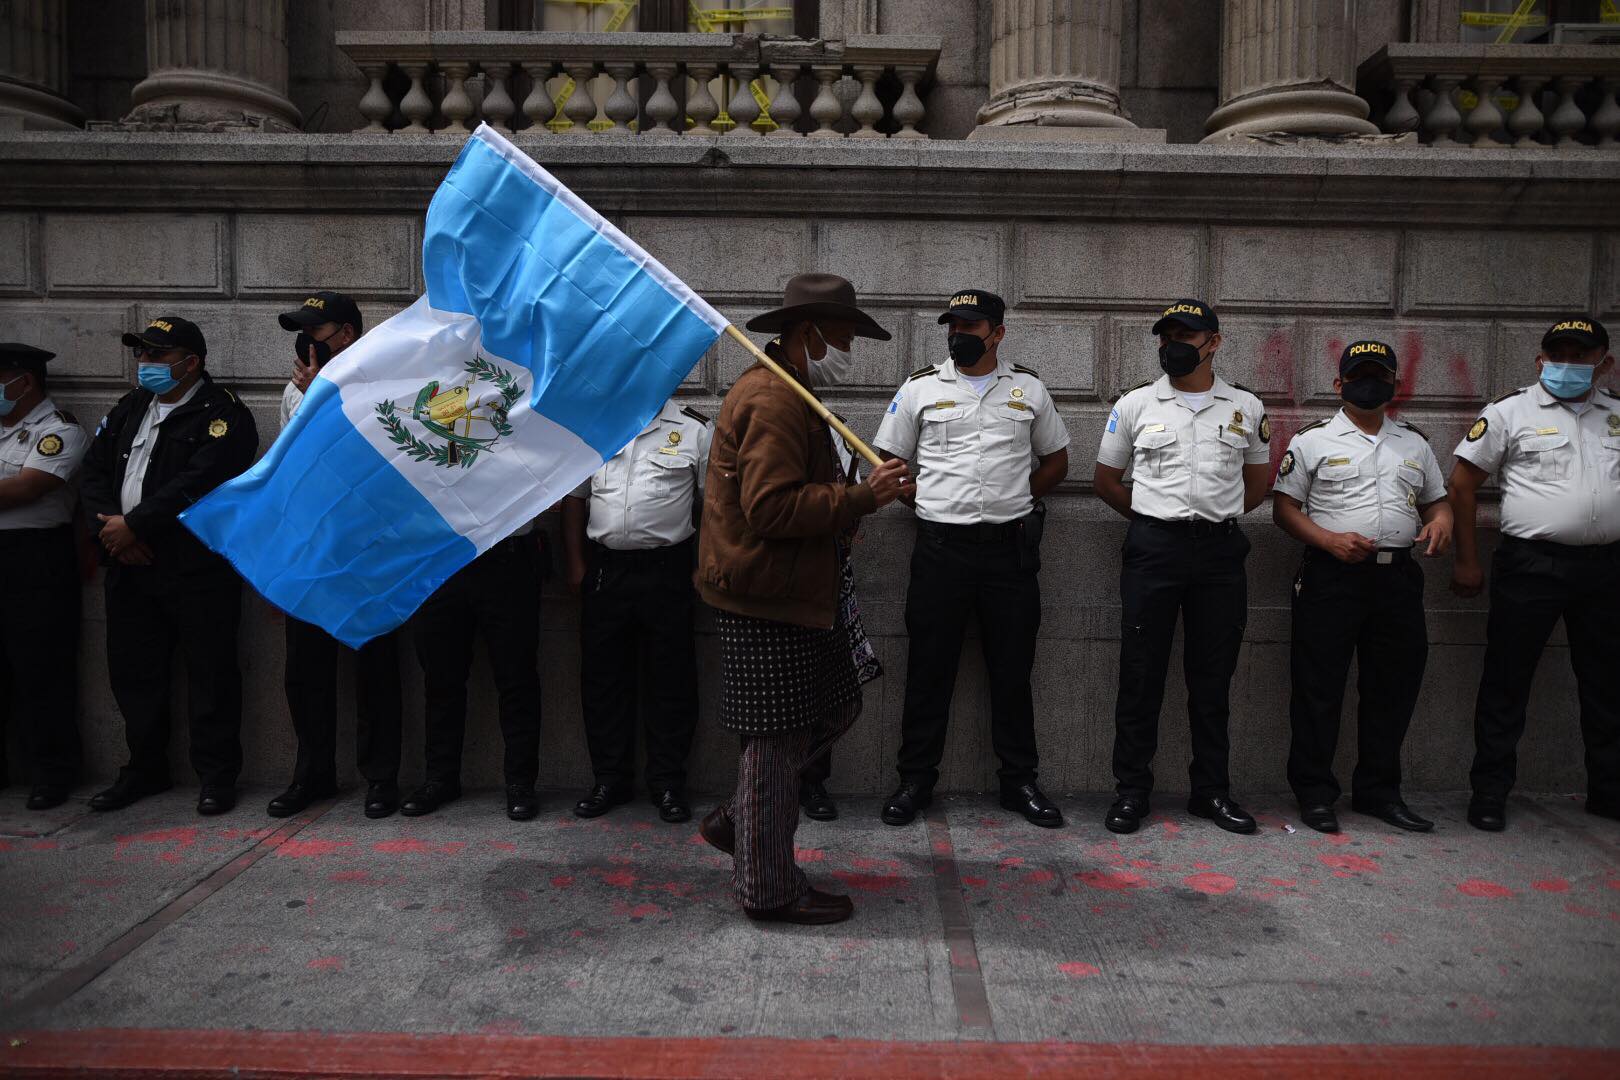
[26,786,72,811]
[699,805,734,855]
[1105,796,1149,834]
[89,773,171,812]
[1000,782,1063,828]
[1351,798,1433,832]
[506,783,539,821]
[1188,794,1257,834]
[267,779,336,818]
[1467,796,1506,832]
[881,782,932,826]
[364,782,399,819]
[573,783,633,819]
[800,782,838,821]
[1299,804,1340,833]
[654,790,691,824]
[400,779,461,817]
[197,787,236,816]
[745,887,853,925]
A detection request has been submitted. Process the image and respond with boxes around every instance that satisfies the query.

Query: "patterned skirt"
[715,609,860,736]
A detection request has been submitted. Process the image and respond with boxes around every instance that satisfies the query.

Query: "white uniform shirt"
[279,382,304,430]
[118,380,201,515]
[0,398,89,529]
[1097,374,1271,523]
[1273,409,1446,548]
[1453,382,1620,546]
[873,357,1070,525]
[569,400,712,550]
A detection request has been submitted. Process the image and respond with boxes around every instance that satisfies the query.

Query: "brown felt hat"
[745,273,891,341]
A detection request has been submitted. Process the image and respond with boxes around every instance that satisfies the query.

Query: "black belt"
[1504,536,1620,561]
[919,519,1021,544]
[589,537,694,565]
[1134,515,1238,537]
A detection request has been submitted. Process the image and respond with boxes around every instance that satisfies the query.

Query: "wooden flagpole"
[723,324,884,468]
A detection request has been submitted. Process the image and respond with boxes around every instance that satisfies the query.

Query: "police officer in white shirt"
[0,344,88,810]
[1449,315,1620,833]
[267,293,407,822]
[1273,339,1452,835]
[873,289,1071,829]
[1094,300,1271,836]
[562,397,712,825]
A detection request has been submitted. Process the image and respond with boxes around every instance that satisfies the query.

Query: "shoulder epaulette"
[906,365,937,383]
[1488,387,1525,406]
[680,405,711,425]
[1600,387,1619,402]
[1398,419,1430,441]
[1109,379,1154,405]
[1228,381,1257,395]
[52,408,78,425]
[218,386,242,406]
[1293,418,1331,437]
[1012,364,1039,378]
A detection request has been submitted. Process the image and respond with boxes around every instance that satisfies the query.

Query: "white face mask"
[812,322,853,368]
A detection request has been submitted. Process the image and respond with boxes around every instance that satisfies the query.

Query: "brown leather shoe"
[699,805,734,855]
[745,887,853,925]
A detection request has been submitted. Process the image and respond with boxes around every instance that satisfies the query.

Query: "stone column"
[0,0,84,130]
[973,0,1135,133]
[122,0,301,131]
[1203,0,1378,142]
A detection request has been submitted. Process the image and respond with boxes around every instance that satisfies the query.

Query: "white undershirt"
[959,371,996,398]
[120,381,201,514]
[1176,390,1212,413]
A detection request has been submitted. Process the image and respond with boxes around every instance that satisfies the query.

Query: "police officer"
[80,316,259,815]
[405,521,545,821]
[1273,339,1452,834]
[268,293,405,820]
[873,289,1071,828]
[0,344,87,809]
[561,397,711,824]
[1450,316,1620,832]
[1094,300,1271,835]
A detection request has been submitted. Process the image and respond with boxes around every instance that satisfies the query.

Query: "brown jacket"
[698,362,877,628]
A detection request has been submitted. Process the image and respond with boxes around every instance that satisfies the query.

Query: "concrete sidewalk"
[2,787,1618,1076]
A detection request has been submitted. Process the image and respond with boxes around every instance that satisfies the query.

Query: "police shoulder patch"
[1278,450,1296,477]
[1109,379,1154,405]
[1398,419,1430,441]
[36,433,63,457]
[1259,414,1271,443]
[1488,387,1525,406]
[680,405,712,426]
[906,365,937,382]
[208,418,228,439]
[1466,416,1488,442]
[1011,364,1040,378]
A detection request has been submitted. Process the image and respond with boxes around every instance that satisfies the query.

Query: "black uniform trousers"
[896,522,1041,790]
[105,565,243,789]
[1286,548,1428,806]
[802,747,833,787]
[1113,516,1250,800]
[284,617,402,786]
[0,526,82,788]
[1470,536,1620,802]
[578,538,698,796]
[412,535,542,786]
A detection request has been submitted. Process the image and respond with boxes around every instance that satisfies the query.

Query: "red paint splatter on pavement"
[999,856,1025,869]
[831,870,905,894]
[1319,853,1380,876]
[277,837,353,858]
[30,839,59,850]
[961,876,988,887]
[0,839,13,852]
[1129,859,1155,869]
[1192,862,1212,871]
[115,827,200,862]
[1159,820,1182,837]
[1057,962,1101,978]
[794,848,826,862]
[600,869,636,888]
[852,856,901,873]
[550,875,574,889]
[1322,832,1353,846]
[611,901,666,919]
[1024,869,1056,885]
[307,956,345,971]
[486,840,517,852]
[1457,879,1514,899]
[372,838,466,856]
[329,870,379,884]
[1564,902,1606,918]
[1262,878,1297,888]
[1532,879,1570,893]
[1183,872,1237,896]
[1077,870,1147,891]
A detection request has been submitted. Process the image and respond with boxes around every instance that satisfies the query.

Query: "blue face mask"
[138,360,183,395]
[0,375,23,418]
[1540,361,1596,400]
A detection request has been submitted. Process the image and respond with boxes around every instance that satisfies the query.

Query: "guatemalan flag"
[181,124,726,647]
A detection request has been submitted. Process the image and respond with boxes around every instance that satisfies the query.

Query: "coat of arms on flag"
[375,355,522,469]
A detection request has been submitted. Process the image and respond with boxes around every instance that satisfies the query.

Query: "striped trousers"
[725,696,862,911]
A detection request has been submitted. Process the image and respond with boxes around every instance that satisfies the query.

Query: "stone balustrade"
[334,32,939,139]
[1358,44,1620,148]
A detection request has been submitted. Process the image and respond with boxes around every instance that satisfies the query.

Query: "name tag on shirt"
[656,446,680,456]
[1403,459,1421,471]
[928,400,957,410]
[1324,456,1352,466]
[1143,423,1165,433]
[1004,401,1030,412]
[1535,427,1560,435]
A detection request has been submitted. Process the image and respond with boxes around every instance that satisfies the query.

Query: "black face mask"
[1158,339,1204,377]
[1342,375,1396,410]
[296,332,333,367]
[948,331,988,367]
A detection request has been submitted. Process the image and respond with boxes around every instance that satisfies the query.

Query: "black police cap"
[1150,300,1219,336]
[1541,316,1609,352]
[937,289,1006,326]
[122,316,207,358]
[0,343,56,370]
[1339,339,1398,376]
[279,291,364,334]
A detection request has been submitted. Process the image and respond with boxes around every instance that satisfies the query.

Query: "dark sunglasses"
[131,345,182,360]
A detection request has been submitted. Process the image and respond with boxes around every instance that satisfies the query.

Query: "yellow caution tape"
[1459,11,1546,27]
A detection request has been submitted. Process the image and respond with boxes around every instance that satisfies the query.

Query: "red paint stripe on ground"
[922,805,995,1038]
[2,1029,1616,1079]
[6,799,341,1021]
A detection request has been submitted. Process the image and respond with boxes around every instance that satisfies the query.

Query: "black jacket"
[80,373,259,581]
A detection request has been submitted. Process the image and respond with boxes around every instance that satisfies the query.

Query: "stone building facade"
[3,1,1619,796]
